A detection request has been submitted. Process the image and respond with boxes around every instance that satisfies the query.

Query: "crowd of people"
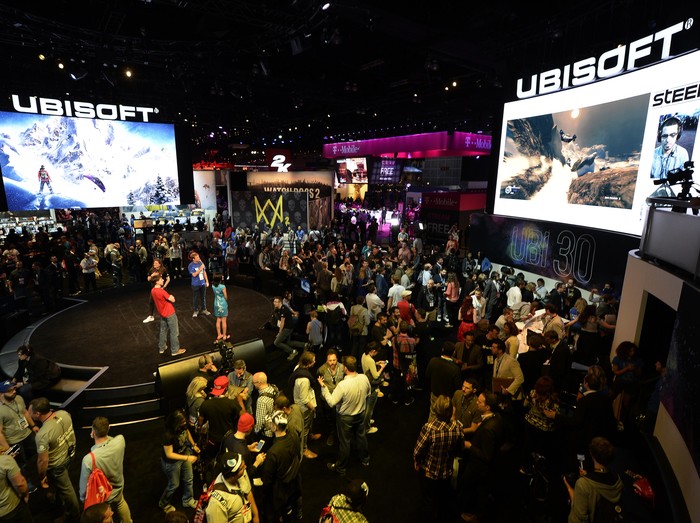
[0,207,665,523]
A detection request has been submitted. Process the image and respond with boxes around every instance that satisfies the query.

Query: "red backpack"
[84,453,113,509]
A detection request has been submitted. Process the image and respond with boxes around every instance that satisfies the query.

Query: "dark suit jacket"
[548,340,572,392]
[556,390,616,451]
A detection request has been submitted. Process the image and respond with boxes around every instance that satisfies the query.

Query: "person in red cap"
[198,376,241,477]
[222,412,266,480]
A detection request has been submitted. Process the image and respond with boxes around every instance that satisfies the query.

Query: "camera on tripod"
[653,160,694,186]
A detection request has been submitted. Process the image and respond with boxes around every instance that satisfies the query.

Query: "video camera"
[654,161,694,186]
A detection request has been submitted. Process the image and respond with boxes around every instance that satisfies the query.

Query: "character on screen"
[37,165,53,194]
[651,116,689,180]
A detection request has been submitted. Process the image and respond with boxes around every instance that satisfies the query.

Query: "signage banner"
[229,190,308,232]
[246,171,333,230]
[468,212,639,290]
[322,131,491,158]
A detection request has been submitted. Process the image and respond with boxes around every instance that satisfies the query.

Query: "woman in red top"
[456,296,477,342]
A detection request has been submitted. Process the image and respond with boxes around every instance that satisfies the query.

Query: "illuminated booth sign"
[246,171,333,230]
[230,190,308,232]
[468,212,639,291]
[0,94,184,211]
[421,192,486,241]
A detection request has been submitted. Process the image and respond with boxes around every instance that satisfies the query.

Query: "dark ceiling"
[0,0,681,162]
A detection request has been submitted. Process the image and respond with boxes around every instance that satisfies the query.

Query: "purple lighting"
[322,131,491,158]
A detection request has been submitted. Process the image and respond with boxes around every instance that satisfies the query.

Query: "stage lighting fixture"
[57,60,64,69]
[69,68,88,81]
[125,68,133,78]
[321,2,331,10]
[38,53,46,61]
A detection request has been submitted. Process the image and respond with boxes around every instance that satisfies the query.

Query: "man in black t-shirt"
[272,296,305,361]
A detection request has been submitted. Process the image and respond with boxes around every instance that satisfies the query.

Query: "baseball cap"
[0,380,15,393]
[211,376,229,397]
[219,452,244,476]
[237,413,255,433]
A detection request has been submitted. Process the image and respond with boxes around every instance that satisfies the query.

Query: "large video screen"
[493,50,700,236]
[336,157,368,184]
[0,111,180,210]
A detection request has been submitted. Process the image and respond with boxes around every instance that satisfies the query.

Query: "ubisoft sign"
[11,94,158,122]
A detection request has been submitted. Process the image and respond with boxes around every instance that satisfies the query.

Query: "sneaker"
[361,460,370,467]
[192,311,199,318]
[182,499,197,509]
[159,346,167,354]
[171,348,186,356]
[376,390,385,398]
[160,504,176,514]
[381,380,390,387]
[327,463,345,475]
[368,426,379,434]
[143,315,155,323]
[370,419,375,425]
[286,350,298,361]
[201,310,211,316]
[404,397,415,406]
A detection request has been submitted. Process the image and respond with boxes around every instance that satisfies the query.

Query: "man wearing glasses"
[651,116,689,180]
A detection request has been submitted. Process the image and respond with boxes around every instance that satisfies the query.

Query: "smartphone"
[256,439,265,452]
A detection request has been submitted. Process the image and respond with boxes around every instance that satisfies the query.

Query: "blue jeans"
[364,389,378,431]
[191,285,207,312]
[335,411,369,474]
[159,314,180,354]
[159,457,194,508]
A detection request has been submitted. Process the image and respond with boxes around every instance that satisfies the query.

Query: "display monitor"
[336,157,368,184]
[0,110,181,210]
[492,50,700,236]
[369,158,402,184]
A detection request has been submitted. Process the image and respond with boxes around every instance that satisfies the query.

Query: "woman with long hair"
[211,273,229,341]
[573,305,600,366]
[521,375,560,471]
[457,295,477,342]
[158,410,200,513]
[610,341,643,427]
[503,320,521,358]
[443,271,460,328]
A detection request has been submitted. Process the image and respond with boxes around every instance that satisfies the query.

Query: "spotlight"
[321,2,331,10]
[69,68,88,81]
[38,53,46,61]
[57,60,64,70]
[125,68,132,78]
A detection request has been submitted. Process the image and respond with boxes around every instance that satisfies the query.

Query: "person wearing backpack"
[78,416,132,523]
[204,452,259,523]
[564,437,623,523]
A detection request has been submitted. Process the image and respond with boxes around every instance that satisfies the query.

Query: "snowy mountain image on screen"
[0,112,180,211]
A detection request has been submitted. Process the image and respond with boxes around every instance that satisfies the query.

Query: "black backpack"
[593,493,625,523]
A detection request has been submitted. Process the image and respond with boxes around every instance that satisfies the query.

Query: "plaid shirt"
[413,418,464,480]
[393,332,416,369]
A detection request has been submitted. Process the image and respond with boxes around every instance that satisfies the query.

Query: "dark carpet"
[27,280,275,387]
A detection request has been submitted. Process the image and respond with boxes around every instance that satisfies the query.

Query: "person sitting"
[11,344,61,403]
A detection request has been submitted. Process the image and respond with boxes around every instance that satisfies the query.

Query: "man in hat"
[198,376,241,465]
[396,289,416,326]
[205,452,260,523]
[221,414,266,481]
[0,380,38,478]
